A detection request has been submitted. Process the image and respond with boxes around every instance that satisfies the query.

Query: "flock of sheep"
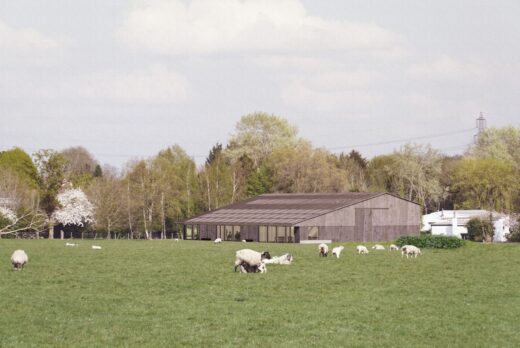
[228,240,422,274]
[7,238,421,273]
[320,243,421,258]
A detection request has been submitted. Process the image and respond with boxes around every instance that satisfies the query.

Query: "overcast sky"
[1,0,519,168]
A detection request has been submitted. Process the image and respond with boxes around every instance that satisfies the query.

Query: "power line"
[328,127,475,151]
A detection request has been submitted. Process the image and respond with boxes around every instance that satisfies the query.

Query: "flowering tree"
[53,189,94,228]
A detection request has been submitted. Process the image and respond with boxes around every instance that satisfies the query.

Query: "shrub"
[466,217,494,242]
[395,235,464,249]
[507,217,520,242]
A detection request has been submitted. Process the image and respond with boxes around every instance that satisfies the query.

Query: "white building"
[422,210,511,242]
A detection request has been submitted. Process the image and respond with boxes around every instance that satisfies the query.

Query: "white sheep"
[214,238,222,244]
[174,238,179,242]
[91,245,102,250]
[234,249,271,272]
[372,244,385,250]
[318,243,329,257]
[242,239,247,243]
[11,249,28,271]
[331,246,344,258]
[356,245,369,254]
[401,245,422,258]
[66,242,78,247]
[263,253,293,265]
[389,244,399,251]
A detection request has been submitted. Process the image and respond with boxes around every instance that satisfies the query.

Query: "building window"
[259,226,267,242]
[277,226,286,243]
[216,225,223,240]
[308,226,318,240]
[233,226,241,241]
[186,225,193,240]
[268,226,276,242]
[288,227,295,243]
[193,225,199,240]
[225,225,233,240]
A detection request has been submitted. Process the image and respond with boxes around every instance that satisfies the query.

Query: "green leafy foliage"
[395,235,465,249]
[466,217,494,242]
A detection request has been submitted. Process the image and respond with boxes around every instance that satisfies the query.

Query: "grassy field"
[1,240,520,347]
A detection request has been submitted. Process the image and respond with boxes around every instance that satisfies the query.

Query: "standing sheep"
[234,249,271,272]
[318,243,329,257]
[11,250,28,271]
[331,246,344,258]
[401,245,422,258]
[214,238,222,244]
[356,245,369,254]
[389,244,399,251]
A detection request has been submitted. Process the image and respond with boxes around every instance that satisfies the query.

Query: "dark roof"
[184,192,389,226]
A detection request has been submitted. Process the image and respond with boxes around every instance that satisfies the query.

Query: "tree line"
[1,112,519,238]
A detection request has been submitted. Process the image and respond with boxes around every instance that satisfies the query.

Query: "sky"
[1,0,519,168]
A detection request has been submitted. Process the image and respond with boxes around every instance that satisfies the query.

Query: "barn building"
[181,192,420,243]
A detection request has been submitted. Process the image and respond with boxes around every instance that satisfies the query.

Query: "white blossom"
[0,206,17,223]
[53,189,94,226]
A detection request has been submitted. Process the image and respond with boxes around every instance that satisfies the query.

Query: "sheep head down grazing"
[234,249,271,272]
[11,250,28,271]
[318,243,329,257]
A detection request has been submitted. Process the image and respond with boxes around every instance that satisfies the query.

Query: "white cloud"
[408,55,486,81]
[117,0,403,54]
[81,65,189,103]
[281,71,379,111]
[0,20,59,49]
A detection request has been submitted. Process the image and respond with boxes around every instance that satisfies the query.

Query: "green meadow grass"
[1,240,519,347]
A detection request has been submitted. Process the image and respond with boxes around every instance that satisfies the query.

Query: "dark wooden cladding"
[182,192,421,242]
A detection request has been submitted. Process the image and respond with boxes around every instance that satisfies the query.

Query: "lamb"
[240,262,267,273]
[389,244,399,251]
[91,245,102,250]
[331,246,344,258]
[66,242,78,247]
[372,244,385,250]
[318,243,329,257]
[356,245,369,254]
[11,249,28,271]
[263,253,293,265]
[401,245,422,258]
[214,238,222,244]
[234,249,271,272]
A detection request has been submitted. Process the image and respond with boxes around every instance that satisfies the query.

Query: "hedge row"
[395,235,464,249]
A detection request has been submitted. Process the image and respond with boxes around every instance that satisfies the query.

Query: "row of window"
[185,225,322,243]
[258,226,295,243]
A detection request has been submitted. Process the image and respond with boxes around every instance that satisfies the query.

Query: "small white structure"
[422,210,511,242]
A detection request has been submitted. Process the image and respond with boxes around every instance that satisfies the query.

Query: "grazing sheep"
[356,245,369,254]
[318,243,329,257]
[240,262,267,273]
[242,239,247,243]
[65,242,78,247]
[263,253,293,265]
[174,238,179,242]
[372,244,385,250]
[214,238,222,244]
[91,245,102,250]
[234,249,271,272]
[389,244,399,251]
[401,245,422,258]
[331,246,344,258]
[11,250,28,271]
